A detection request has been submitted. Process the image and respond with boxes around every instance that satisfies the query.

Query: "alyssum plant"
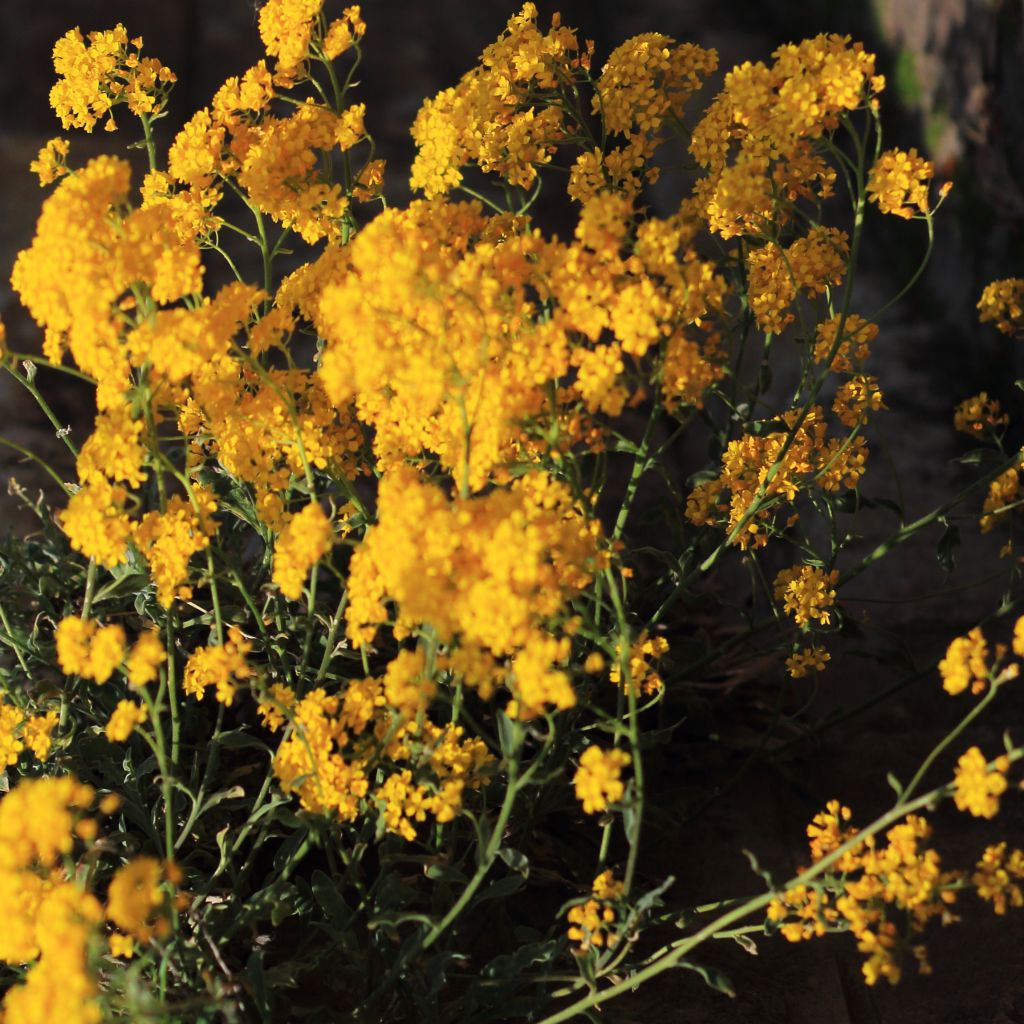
[1,3,1024,1021]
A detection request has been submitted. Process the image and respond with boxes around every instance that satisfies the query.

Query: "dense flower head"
[106,856,171,942]
[182,626,253,706]
[345,467,604,715]
[567,870,625,952]
[954,392,1009,438]
[786,644,831,678]
[953,746,1009,819]
[573,745,631,814]
[133,491,218,608]
[272,502,334,600]
[238,102,364,242]
[594,35,717,139]
[1,882,104,1024]
[0,775,96,872]
[978,278,1024,337]
[867,147,933,219]
[55,617,126,684]
[409,4,583,197]
[939,627,989,695]
[104,700,148,743]
[125,631,166,688]
[29,137,70,187]
[258,0,323,82]
[49,25,176,132]
[774,565,839,627]
[319,200,574,488]
[973,843,1024,915]
[692,35,879,238]
[59,479,132,569]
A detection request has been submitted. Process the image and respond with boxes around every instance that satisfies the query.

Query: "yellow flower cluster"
[0,703,58,767]
[50,25,176,133]
[952,746,1010,819]
[938,626,989,695]
[953,392,1008,437]
[105,700,148,743]
[867,147,934,219]
[346,467,603,717]
[272,673,492,839]
[573,745,631,814]
[978,278,1024,336]
[258,1,364,86]
[774,565,839,628]
[566,870,625,952]
[182,626,253,706]
[973,842,1024,915]
[29,137,70,186]
[126,630,166,688]
[55,616,127,684]
[980,464,1022,535]
[770,805,959,985]
[133,491,218,607]
[814,312,878,371]
[272,502,333,600]
[0,777,103,1024]
[686,406,867,549]
[691,35,879,239]
[785,645,830,679]
[409,5,585,197]
[608,631,669,695]
[745,226,849,333]
[106,856,176,943]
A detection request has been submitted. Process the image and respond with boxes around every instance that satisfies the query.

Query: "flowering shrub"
[1,3,1023,1020]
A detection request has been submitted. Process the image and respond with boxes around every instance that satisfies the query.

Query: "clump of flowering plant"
[0,3,1023,1020]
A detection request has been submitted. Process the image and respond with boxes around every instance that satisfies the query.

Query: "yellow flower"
[256,683,296,732]
[182,626,253,706]
[126,630,166,688]
[973,842,1024,914]
[977,278,1024,336]
[0,703,25,768]
[104,700,148,743]
[133,494,216,607]
[105,856,167,942]
[108,932,135,958]
[566,871,625,952]
[952,746,1009,819]
[786,645,830,679]
[953,392,1008,437]
[773,565,839,628]
[867,147,933,218]
[939,627,988,695]
[55,617,126,684]
[272,502,333,600]
[29,137,70,186]
[22,712,60,761]
[573,745,631,814]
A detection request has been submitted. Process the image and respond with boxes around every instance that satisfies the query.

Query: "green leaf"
[496,847,529,877]
[678,959,735,997]
[425,862,469,884]
[937,519,960,573]
[475,874,525,904]
[245,950,272,1022]
[311,868,350,928]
